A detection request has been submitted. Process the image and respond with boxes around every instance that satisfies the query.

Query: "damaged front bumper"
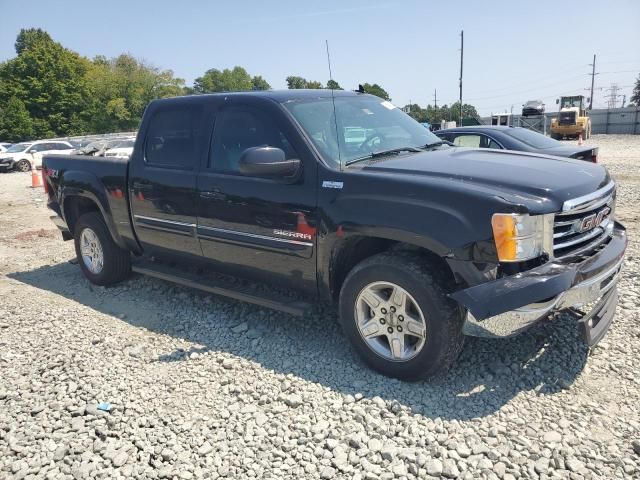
[451,222,627,345]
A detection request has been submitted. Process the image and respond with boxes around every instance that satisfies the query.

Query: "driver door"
[196,97,318,294]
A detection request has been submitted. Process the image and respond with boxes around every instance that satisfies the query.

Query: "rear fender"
[60,171,127,250]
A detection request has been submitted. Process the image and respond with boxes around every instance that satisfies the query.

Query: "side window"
[452,135,481,148]
[210,107,298,174]
[487,138,501,149]
[55,143,73,150]
[144,105,203,169]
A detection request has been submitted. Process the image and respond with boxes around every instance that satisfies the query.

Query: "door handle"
[199,190,222,199]
[133,181,152,191]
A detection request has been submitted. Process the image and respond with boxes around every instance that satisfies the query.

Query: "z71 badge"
[273,229,312,241]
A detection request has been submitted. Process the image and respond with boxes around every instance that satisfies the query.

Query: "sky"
[1,0,639,115]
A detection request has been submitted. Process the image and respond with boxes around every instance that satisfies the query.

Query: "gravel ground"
[0,134,639,480]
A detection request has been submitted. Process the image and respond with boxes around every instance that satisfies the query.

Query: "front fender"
[325,191,497,260]
[316,190,500,303]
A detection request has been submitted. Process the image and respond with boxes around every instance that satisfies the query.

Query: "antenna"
[326,40,334,85]
[325,40,342,167]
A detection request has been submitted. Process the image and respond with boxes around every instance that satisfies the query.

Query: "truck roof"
[151,89,369,106]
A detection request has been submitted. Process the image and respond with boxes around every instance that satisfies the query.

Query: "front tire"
[73,212,131,286]
[339,252,464,381]
[15,159,31,172]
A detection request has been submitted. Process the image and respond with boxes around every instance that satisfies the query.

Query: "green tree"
[251,75,271,91]
[403,103,427,123]
[448,102,479,120]
[193,66,254,93]
[286,76,322,89]
[85,54,187,132]
[326,79,342,90]
[0,29,189,139]
[0,97,34,142]
[631,74,640,106]
[0,29,92,138]
[286,76,306,89]
[362,83,390,100]
[14,28,53,55]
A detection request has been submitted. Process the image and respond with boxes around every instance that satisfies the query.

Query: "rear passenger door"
[129,102,207,260]
[196,97,318,294]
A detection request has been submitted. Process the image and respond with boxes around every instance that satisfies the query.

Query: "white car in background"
[0,140,73,172]
[103,138,136,159]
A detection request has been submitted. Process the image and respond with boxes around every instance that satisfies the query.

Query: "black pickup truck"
[43,90,627,380]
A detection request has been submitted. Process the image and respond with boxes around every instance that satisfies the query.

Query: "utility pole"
[588,54,598,110]
[621,94,626,108]
[433,89,438,109]
[458,30,464,125]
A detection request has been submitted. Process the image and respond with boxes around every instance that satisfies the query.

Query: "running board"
[131,260,312,316]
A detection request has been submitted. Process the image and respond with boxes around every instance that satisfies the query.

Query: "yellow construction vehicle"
[550,95,591,139]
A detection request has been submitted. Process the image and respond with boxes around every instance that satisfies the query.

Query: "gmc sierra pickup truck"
[43,90,627,380]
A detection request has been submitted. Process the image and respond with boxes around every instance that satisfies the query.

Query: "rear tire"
[15,159,30,172]
[339,252,464,381]
[73,212,131,286]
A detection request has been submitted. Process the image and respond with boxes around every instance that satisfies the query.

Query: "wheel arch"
[324,234,457,304]
[62,191,127,250]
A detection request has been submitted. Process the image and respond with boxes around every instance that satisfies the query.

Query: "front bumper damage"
[451,222,627,345]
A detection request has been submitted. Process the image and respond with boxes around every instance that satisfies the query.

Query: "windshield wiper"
[422,140,454,149]
[345,146,422,166]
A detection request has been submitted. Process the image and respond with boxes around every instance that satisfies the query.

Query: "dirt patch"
[12,228,59,242]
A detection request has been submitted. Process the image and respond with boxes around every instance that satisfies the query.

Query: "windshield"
[560,97,582,109]
[283,95,439,168]
[504,128,561,149]
[6,142,32,153]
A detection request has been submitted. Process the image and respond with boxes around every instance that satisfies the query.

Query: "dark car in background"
[435,126,598,162]
[522,100,545,116]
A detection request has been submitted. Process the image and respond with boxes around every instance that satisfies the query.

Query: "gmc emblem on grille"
[577,206,611,233]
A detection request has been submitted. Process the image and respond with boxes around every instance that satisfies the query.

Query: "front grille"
[553,182,615,259]
[559,111,576,125]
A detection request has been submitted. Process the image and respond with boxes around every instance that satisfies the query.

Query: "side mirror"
[555,99,559,104]
[239,146,300,180]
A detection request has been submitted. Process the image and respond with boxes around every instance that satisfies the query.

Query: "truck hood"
[358,147,609,212]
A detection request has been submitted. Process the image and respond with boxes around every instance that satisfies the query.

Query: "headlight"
[491,213,554,262]
[0,157,13,163]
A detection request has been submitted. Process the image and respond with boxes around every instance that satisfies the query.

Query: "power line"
[465,74,587,101]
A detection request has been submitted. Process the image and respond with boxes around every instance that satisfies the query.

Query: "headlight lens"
[491,213,554,262]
